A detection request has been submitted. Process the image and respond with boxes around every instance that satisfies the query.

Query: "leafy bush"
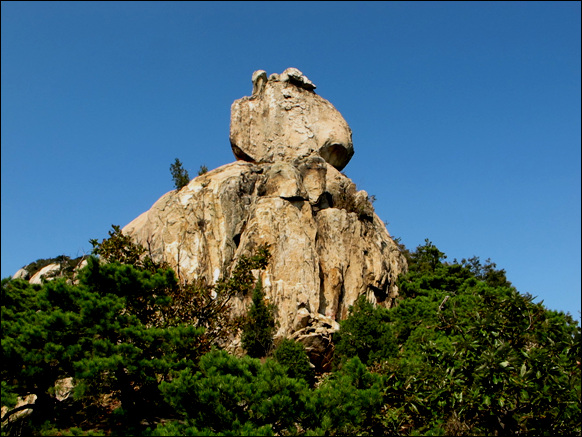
[155,351,385,436]
[197,164,208,175]
[89,224,149,267]
[333,294,398,366]
[1,257,206,434]
[307,356,385,435]
[2,236,579,436]
[20,255,85,280]
[1,231,272,436]
[374,239,581,435]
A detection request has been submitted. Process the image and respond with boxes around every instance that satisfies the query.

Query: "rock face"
[230,68,354,171]
[14,259,88,284]
[123,69,407,364]
[29,264,61,284]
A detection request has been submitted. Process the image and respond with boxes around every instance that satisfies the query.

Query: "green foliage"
[241,278,277,358]
[197,164,209,175]
[307,356,385,435]
[1,231,275,436]
[458,255,513,288]
[333,294,398,366]
[1,258,206,435]
[89,224,164,271]
[2,234,579,436]
[20,255,85,279]
[155,349,310,436]
[409,238,447,273]
[170,157,190,191]
[373,239,582,435]
[214,245,271,298]
[273,338,315,386]
[155,351,386,436]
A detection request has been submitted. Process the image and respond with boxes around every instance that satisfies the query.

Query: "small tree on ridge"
[170,158,190,191]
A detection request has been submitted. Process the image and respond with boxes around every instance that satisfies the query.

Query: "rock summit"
[230,68,354,171]
[123,68,407,366]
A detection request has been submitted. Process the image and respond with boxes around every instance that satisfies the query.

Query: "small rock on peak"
[251,70,268,96]
[279,67,316,91]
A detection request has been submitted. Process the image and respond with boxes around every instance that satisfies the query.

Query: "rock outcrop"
[230,68,354,171]
[13,258,88,284]
[29,263,61,284]
[123,69,407,364]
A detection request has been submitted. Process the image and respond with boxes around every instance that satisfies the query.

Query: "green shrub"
[197,164,208,175]
[273,338,314,386]
[333,295,398,366]
[376,239,582,435]
[307,356,385,435]
[156,349,309,436]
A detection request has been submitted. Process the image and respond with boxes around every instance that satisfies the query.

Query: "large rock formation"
[123,69,407,363]
[230,68,354,171]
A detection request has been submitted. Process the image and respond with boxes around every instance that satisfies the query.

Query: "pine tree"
[241,278,276,358]
[170,158,190,191]
[197,164,208,175]
[333,294,397,366]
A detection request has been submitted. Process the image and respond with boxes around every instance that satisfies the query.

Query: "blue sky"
[2,1,580,321]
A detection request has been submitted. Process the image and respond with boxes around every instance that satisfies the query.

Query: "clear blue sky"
[2,1,580,321]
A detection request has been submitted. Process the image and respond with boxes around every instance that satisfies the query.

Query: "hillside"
[2,235,579,435]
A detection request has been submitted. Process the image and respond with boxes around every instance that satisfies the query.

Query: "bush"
[156,349,310,435]
[375,239,582,435]
[197,164,208,176]
[307,356,385,435]
[273,338,314,386]
[333,295,398,366]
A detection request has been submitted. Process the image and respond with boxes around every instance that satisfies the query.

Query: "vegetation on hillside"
[17,255,86,280]
[2,233,580,435]
[197,164,208,176]
[241,277,277,358]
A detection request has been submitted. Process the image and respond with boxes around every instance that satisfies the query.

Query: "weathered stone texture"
[29,263,61,284]
[123,159,406,339]
[230,68,354,171]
